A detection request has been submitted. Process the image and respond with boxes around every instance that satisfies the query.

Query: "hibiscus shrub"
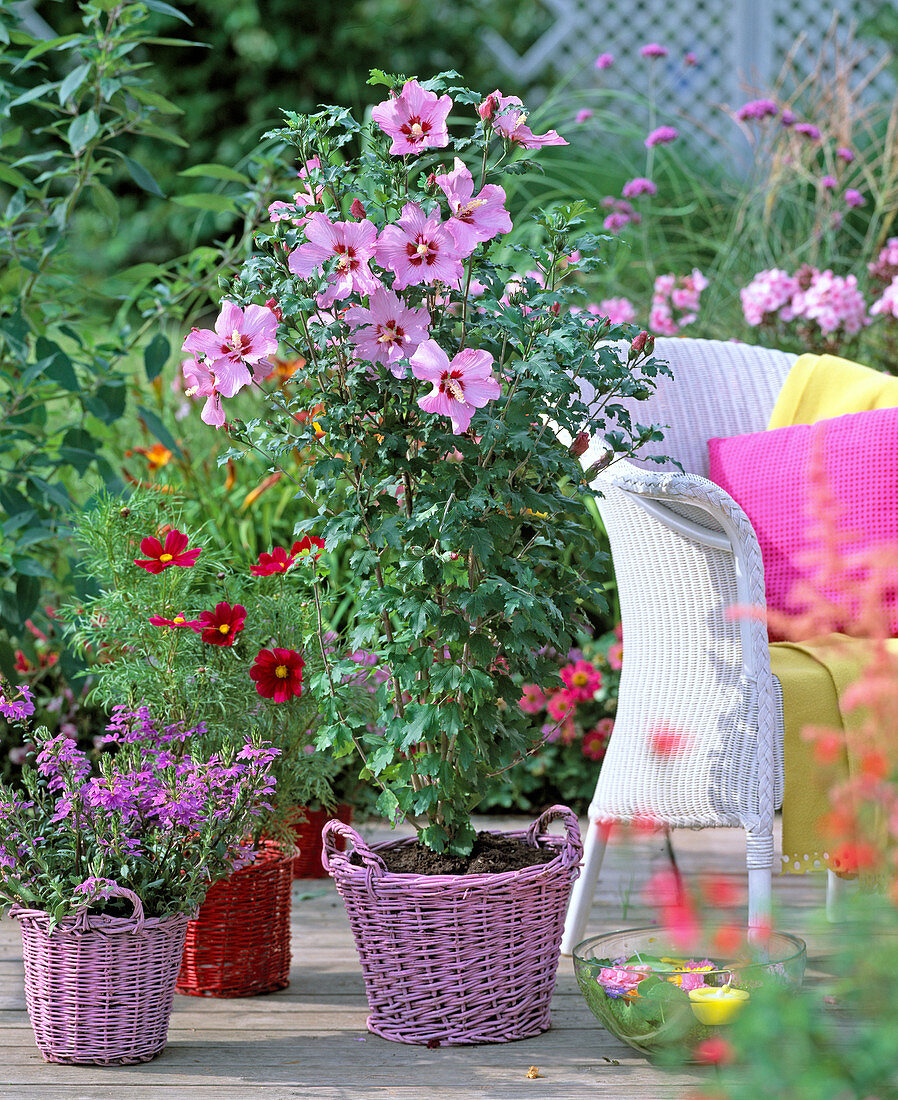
[177,71,667,852]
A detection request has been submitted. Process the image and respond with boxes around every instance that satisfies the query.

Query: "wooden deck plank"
[0,818,849,1098]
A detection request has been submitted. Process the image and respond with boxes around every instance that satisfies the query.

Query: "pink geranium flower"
[486,91,568,149]
[181,301,279,401]
[410,339,500,434]
[376,202,464,290]
[434,158,512,256]
[343,288,430,376]
[288,212,381,307]
[371,79,452,156]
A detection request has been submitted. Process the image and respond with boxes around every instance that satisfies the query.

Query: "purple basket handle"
[9,885,147,935]
[321,819,387,893]
[526,805,583,868]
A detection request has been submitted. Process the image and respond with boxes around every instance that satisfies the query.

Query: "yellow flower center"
[174,616,185,624]
[275,664,289,679]
[218,623,230,634]
[573,672,589,686]
[415,241,431,256]
[445,376,464,401]
[159,553,173,563]
[409,122,424,139]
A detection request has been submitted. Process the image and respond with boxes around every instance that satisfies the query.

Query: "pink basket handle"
[321,819,387,887]
[9,885,146,935]
[526,805,583,869]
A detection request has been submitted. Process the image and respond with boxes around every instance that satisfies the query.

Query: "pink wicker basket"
[11,886,188,1065]
[176,840,293,998]
[322,805,582,1045]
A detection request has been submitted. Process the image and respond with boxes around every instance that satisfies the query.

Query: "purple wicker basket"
[322,805,582,1046]
[11,886,188,1065]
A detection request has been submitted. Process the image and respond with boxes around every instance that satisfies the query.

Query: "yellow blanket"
[767,354,898,873]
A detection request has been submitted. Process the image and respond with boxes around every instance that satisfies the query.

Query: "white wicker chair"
[561,336,840,955]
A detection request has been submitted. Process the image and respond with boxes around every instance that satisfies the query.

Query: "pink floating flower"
[575,108,594,124]
[595,52,614,70]
[645,126,679,148]
[288,212,380,307]
[622,176,657,199]
[560,659,603,702]
[735,99,778,122]
[844,188,865,208]
[376,202,464,290]
[486,91,568,149]
[343,288,430,376]
[371,79,452,156]
[640,42,668,59]
[181,301,279,401]
[434,157,512,257]
[519,683,547,714]
[410,339,500,434]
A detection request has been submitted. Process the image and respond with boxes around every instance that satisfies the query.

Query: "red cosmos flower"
[193,602,246,646]
[134,530,202,574]
[250,647,305,702]
[291,535,325,560]
[251,546,296,576]
[149,613,202,630]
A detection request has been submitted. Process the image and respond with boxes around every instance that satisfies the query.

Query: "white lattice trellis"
[482,0,894,145]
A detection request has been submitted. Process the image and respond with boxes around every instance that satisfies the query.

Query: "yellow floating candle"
[688,985,750,1025]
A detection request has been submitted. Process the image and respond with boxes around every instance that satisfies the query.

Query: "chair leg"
[825,869,849,922]
[561,820,611,955]
[747,866,772,931]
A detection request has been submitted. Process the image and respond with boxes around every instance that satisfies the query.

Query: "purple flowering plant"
[175,69,667,853]
[0,699,279,923]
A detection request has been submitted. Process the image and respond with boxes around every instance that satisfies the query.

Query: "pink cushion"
[708,406,898,640]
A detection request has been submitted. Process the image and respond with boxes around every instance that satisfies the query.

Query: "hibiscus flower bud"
[350,198,367,219]
[584,452,614,479]
[478,95,498,121]
[569,431,590,458]
[264,297,283,322]
[629,330,650,356]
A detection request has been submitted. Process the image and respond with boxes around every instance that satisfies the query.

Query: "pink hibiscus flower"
[376,202,464,290]
[485,91,568,149]
[343,288,430,376]
[434,158,512,257]
[410,339,500,434]
[371,79,452,156]
[181,301,279,400]
[288,213,381,307]
[181,356,226,428]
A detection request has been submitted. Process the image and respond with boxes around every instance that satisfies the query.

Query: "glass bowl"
[572,926,806,1059]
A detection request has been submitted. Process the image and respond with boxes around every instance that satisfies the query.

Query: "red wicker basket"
[291,804,353,879]
[322,805,582,1046]
[176,841,293,998]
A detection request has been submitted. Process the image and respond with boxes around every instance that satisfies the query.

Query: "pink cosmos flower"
[844,188,865,208]
[645,126,678,148]
[519,684,547,714]
[181,301,279,404]
[376,202,464,290]
[595,53,614,70]
[735,98,778,122]
[288,212,380,307]
[639,42,668,59]
[622,177,657,199]
[434,157,512,256]
[560,659,603,702]
[343,288,430,376]
[410,339,500,434]
[485,91,568,149]
[371,79,452,156]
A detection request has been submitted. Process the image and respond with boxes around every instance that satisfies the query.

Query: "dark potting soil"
[353,831,558,876]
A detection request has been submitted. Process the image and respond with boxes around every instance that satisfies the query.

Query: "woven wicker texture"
[11,886,187,1065]
[562,338,797,951]
[322,806,582,1046]
[291,804,352,879]
[176,840,293,998]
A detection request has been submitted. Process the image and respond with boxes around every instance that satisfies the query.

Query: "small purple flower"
[0,683,35,723]
[780,108,796,127]
[735,99,778,122]
[595,53,614,70]
[794,122,821,140]
[645,126,679,148]
[684,51,697,66]
[622,177,657,199]
[74,877,118,904]
[575,109,593,124]
[640,42,668,59]
[820,175,838,190]
[837,146,855,163]
[845,188,865,208]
